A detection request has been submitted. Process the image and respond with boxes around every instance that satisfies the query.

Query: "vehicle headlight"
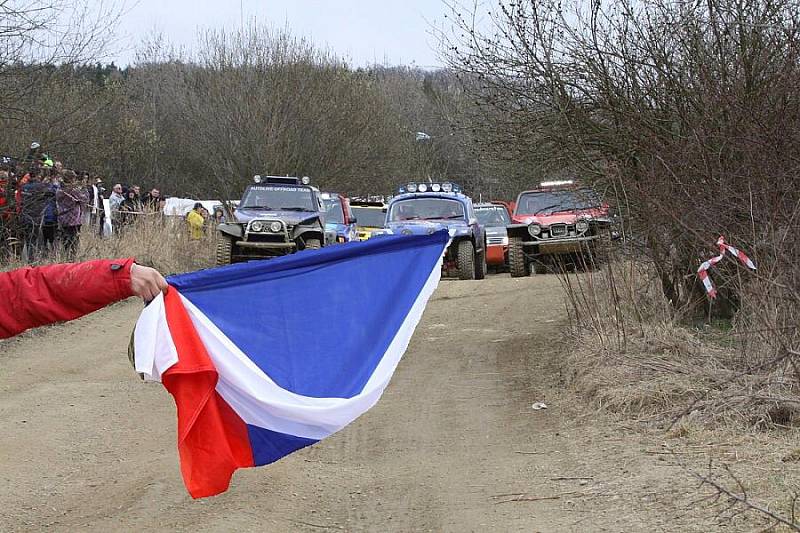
[401,229,413,235]
[418,183,428,192]
[431,183,441,192]
[576,219,590,233]
[528,223,542,237]
[407,183,417,193]
[251,221,263,232]
[442,182,453,192]
[269,221,283,232]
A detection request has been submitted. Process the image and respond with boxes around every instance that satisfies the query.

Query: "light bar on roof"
[540,180,574,187]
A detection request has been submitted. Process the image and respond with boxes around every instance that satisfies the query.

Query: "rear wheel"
[508,236,529,278]
[457,240,476,280]
[304,237,321,251]
[216,235,234,266]
[475,244,487,280]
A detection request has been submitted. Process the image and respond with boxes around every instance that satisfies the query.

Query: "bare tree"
[0,0,123,124]
[441,0,800,318]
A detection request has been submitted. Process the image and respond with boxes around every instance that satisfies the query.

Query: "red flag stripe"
[162,288,255,499]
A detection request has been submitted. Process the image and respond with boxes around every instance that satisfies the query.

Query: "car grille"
[550,224,568,237]
[487,236,506,245]
[533,223,582,240]
[245,233,289,243]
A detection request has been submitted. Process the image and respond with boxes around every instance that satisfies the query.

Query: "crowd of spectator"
[0,142,167,261]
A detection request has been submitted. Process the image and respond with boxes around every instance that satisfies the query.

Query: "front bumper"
[522,235,598,255]
[236,241,296,250]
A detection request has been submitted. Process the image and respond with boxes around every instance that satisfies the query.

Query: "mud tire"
[304,237,321,251]
[215,235,234,266]
[457,240,476,280]
[475,244,487,280]
[508,236,529,278]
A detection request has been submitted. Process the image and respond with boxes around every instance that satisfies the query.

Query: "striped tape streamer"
[697,236,756,299]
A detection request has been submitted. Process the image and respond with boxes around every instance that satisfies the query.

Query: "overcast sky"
[111,0,452,67]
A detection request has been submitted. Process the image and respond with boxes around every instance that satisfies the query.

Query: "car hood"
[235,208,321,225]
[513,207,607,225]
[386,220,470,237]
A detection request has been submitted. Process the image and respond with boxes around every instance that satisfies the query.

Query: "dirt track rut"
[1,274,714,532]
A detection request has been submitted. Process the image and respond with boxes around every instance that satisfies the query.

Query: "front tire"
[508,236,529,278]
[216,235,234,266]
[457,240,476,280]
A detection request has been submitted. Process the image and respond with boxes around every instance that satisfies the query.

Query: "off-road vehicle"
[215,175,329,265]
[321,192,358,243]
[506,180,612,277]
[475,202,512,272]
[385,182,486,280]
[350,200,387,241]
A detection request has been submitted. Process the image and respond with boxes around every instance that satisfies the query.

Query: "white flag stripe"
[134,293,178,381]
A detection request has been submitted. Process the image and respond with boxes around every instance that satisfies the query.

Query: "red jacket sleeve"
[0,258,136,339]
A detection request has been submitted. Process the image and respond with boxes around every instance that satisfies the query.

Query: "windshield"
[475,206,511,226]
[388,198,465,222]
[322,196,344,224]
[241,185,316,211]
[515,189,601,216]
[352,207,386,227]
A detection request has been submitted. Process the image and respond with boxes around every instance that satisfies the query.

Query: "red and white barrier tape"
[697,236,756,299]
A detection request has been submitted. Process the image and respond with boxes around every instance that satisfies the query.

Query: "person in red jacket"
[0,258,167,339]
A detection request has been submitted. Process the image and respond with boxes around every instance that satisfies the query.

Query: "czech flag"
[133,231,448,498]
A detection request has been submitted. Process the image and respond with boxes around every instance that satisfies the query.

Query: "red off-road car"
[506,181,612,277]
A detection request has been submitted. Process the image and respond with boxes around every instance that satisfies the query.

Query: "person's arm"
[0,258,167,339]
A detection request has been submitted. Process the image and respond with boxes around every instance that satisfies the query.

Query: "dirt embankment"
[0,274,787,531]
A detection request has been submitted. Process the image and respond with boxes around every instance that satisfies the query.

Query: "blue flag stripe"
[168,232,448,399]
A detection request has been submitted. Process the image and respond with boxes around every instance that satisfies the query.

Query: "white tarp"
[162,198,229,217]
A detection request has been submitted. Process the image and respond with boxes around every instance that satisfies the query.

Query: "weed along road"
[1,274,712,532]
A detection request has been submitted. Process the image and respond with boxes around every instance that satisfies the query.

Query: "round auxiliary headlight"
[270,221,283,232]
[431,183,441,192]
[401,228,413,235]
[301,176,311,185]
[251,221,264,232]
[441,182,453,192]
[407,183,418,193]
[253,175,262,183]
[576,219,590,234]
[418,183,428,192]
[528,223,542,237]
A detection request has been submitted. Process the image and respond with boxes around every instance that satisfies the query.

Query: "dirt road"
[1,274,719,532]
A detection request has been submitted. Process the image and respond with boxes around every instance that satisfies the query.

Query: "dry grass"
[560,256,800,431]
[1,215,215,275]
[559,253,800,528]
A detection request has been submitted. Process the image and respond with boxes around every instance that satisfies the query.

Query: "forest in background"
[0,26,533,203]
